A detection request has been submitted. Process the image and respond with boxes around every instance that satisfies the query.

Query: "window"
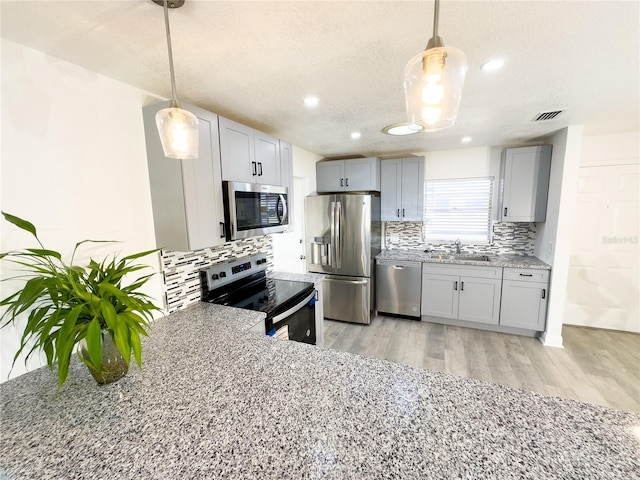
[423,177,494,243]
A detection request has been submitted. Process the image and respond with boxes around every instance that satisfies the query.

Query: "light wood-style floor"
[324,316,640,413]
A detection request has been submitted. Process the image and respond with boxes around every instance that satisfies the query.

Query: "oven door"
[268,290,316,345]
[224,181,288,240]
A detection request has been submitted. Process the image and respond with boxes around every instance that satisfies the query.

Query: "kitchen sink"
[427,253,492,262]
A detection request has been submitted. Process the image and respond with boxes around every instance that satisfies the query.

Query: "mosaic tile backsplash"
[384,222,536,255]
[161,236,273,313]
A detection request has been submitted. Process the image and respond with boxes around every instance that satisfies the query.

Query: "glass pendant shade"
[155,106,199,159]
[404,45,468,132]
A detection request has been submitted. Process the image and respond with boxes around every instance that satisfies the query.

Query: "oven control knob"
[211,274,219,280]
[219,272,227,278]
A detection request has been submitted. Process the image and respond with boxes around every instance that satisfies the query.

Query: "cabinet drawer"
[423,263,502,279]
[503,268,549,283]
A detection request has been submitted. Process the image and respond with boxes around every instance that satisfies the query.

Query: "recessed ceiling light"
[480,59,504,71]
[381,122,422,136]
[303,96,319,108]
[351,132,361,140]
[461,136,472,143]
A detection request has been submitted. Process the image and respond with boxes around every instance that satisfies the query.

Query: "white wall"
[0,39,162,382]
[419,146,502,220]
[537,126,584,347]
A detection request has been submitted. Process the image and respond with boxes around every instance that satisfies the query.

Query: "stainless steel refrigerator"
[305,193,381,324]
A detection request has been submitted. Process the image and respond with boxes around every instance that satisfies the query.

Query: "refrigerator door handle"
[330,201,336,267]
[335,201,342,268]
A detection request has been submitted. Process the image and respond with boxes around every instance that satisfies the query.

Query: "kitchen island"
[1,302,638,479]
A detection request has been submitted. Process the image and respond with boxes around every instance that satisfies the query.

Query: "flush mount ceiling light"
[381,122,422,136]
[304,96,319,108]
[480,59,504,71]
[404,0,468,132]
[153,0,198,160]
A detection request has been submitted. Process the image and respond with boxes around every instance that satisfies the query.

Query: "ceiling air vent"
[531,110,565,122]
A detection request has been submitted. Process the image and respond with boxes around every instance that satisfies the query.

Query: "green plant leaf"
[25,248,62,261]
[2,212,38,239]
[122,248,161,262]
[100,299,118,332]
[55,305,83,389]
[129,329,142,368]
[84,317,102,370]
[112,317,131,366]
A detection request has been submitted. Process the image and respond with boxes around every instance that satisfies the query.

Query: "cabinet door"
[502,145,552,222]
[400,157,424,221]
[219,116,255,183]
[380,159,402,221]
[421,273,459,319]
[500,280,548,330]
[457,276,502,325]
[344,157,380,191]
[181,114,226,250]
[142,101,225,252]
[279,140,294,232]
[316,161,344,192]
[254,130,281,185]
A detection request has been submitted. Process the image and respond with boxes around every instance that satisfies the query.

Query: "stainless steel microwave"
[222,181,289,241]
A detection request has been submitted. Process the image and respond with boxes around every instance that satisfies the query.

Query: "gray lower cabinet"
[500,268,550,330]
[142,101,226,251]
[421,264,502,325]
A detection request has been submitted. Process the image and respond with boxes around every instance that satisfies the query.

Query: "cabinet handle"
[346,178,349,187]
[402,208,405,217]
[519,273,533,277]
[219,222,226,239]
[460,281,464,291]
[252,161,257,176]
[504,207,508,217]
[340,178,344,187]
[542,289,546,299]
[397,209,400,218]
[454,281,458,291]
[258,162,263,176]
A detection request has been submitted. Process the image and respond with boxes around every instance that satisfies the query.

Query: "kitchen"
[1,1,639,478]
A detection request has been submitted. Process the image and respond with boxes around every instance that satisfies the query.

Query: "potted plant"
[0,212,161,389]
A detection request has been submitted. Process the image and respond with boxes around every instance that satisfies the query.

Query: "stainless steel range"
[200,254,317,344]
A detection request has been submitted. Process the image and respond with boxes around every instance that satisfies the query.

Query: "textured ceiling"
[1,0,638,158]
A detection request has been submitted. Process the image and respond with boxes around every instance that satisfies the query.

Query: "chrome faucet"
[454,239,461,254]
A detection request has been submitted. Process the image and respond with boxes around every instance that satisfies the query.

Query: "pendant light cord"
[162,0,180,108]
[432,0,440,38]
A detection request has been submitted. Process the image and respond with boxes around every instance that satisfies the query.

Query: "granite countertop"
[377,248,551,270]
[1,303,638,479]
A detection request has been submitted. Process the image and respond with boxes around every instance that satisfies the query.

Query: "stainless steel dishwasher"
[376,260,422,318]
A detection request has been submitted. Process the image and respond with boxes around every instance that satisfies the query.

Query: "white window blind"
[423,177,494,243]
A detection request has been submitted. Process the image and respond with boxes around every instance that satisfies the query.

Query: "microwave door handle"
[278,194,288,225]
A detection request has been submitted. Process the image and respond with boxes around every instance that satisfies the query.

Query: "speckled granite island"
[1,302,639,479]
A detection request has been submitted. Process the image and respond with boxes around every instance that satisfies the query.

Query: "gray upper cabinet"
[499,145,552,222]
[219,116,281,185]
[142,101,226,252]
[500,268,549,331]
[316,158,380,193]
[381,156,424,221]
[279,139,294,232]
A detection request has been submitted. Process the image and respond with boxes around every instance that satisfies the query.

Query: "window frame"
[422,176,495,244]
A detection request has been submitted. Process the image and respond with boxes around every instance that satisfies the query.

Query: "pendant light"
[154,0,198,159]
[404,0,468,132]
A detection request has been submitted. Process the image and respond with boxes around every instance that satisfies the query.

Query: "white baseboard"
[539,331,564,348]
